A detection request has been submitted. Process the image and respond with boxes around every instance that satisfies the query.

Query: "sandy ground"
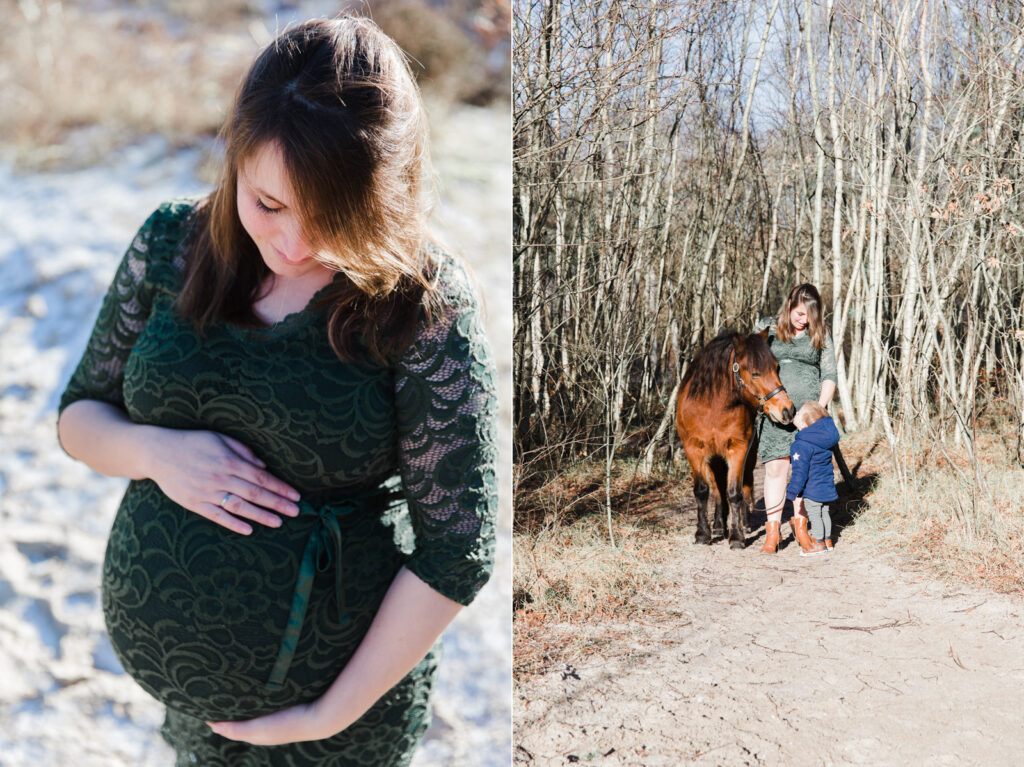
[515,469,1024,766]
[0,102,511,766]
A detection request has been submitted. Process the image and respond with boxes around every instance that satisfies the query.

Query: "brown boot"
[800,539,828,557]
[759,520,781,553]
[789,515,814,552]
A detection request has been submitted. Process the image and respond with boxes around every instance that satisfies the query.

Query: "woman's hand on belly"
[207,568,462,745]
[207,700,327,745]
[141,427,301,535]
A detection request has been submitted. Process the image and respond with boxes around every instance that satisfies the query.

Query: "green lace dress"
[752,317,837,462]
[58,200,498,767]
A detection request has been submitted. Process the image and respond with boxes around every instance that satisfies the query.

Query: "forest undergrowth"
[846,400,1024,596]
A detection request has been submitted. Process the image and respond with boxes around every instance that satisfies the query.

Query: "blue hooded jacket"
[786,415,840,503]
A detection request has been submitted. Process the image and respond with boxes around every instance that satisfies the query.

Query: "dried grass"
[0,0,509,168]
[844,418,1024,595]
[370,0,510,105]
[513,460,686,676]
[0,3,258,167]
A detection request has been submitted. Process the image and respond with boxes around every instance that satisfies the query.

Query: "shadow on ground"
[666,450,881,551]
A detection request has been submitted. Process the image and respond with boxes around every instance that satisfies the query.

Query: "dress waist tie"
[265,481,403,692]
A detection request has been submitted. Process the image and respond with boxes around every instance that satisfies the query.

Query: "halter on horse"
[731,349,788,415]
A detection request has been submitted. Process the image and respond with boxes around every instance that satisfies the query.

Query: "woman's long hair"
[775,283,827,351]
[177,16,437,362]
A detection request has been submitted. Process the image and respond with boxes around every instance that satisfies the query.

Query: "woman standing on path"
[56,17,497,766]
[754,283,837,553]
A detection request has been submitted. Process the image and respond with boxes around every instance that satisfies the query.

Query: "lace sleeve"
[58,206,171,414]
[820,331,838,384]
[393,257,499,606]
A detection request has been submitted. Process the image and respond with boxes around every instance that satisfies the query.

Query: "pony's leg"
[725,442,750,549]
[693,472,713,544]
[711,468,726,537]
[713,488,728,540]
[685,446,713,545]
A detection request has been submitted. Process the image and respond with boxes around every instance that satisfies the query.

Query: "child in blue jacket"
[786,401,840,556]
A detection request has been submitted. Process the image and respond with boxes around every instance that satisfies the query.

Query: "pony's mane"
[746,330,776,370]
[683,329,775,401]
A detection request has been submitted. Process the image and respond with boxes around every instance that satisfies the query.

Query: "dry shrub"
[514,515,667,620]
[147,0,262,26]
[513,517,672,676]
[513,459,684,676]
[0,0,510,168]
[0,3,257,167]
[514,461,603,535]
[370,0,510,105]
[846,425,1024,595]
[515,453,687,534]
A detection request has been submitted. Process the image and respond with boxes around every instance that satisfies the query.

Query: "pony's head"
[733,330,794,424]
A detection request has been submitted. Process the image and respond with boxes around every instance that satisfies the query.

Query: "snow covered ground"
[0,103,511,766]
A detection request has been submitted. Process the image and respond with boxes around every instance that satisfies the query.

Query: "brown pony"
[676,329,795,548]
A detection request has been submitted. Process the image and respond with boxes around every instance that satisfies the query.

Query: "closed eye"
[256,197,283,214]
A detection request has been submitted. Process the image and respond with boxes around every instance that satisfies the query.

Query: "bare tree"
[514,0,1024,501]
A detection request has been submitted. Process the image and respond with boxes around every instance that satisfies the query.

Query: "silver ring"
[219,492,232,509]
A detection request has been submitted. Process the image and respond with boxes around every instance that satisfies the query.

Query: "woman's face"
[789,302,809,332]
[236,142,332,281]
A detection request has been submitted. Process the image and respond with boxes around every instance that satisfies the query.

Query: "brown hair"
[776,283,827,351]
[177,16,437,362]
[796,401,828,428]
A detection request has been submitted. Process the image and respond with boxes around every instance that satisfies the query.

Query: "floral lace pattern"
[59,200,498,765]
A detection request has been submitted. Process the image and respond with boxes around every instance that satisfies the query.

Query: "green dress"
[752,317,837,462]
[58,200,498,766]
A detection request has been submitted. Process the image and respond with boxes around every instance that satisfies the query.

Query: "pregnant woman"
[754,283,837,553]
[57,17,497,766]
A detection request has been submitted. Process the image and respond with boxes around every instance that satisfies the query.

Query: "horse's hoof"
[729,539,746,550]
[694,533,712,545]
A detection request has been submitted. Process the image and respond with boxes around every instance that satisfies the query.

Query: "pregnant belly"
[101,480,402,721]
[779,361,821,409]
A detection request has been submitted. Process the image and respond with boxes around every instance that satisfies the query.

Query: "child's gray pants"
[804,499,831,541]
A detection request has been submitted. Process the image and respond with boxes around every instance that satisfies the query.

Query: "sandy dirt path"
[515,472,1024,766]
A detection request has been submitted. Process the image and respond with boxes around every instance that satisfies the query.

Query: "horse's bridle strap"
[731,347,786,414]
